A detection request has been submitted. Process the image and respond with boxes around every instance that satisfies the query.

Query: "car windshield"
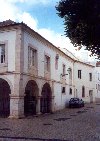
[70,98,79,101]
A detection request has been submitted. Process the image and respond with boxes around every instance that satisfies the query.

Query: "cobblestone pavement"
[0,103,100,141]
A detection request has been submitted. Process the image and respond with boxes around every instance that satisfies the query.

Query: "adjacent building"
[95,62,100,102]
[0,20,96,118]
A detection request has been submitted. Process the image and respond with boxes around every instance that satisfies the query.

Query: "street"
[0,103,100,141]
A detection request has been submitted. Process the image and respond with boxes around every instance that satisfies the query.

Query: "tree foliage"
[56,0,100,59]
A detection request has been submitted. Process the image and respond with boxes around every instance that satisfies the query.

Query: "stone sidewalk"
[0,103,100,141]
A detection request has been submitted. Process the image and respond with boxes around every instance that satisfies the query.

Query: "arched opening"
[0,78,11,117]
[41,83,52,114]
[24,80,39,116]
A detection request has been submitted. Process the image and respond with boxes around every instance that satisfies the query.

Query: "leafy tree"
[56,0,100,59]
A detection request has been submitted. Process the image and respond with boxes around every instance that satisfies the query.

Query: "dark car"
[69,98,84,108]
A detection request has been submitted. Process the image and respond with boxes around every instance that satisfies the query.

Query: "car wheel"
[69,105,72,108]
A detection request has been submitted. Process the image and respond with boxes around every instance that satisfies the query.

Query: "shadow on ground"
[54,118,71,121]
[0,136,73,141]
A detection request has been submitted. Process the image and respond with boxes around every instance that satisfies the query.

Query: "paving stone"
[0,103,100,141]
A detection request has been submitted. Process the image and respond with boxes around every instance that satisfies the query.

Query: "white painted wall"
[74,62,95,102]
[23,32,74,83]
[0,30,16,71]
[0,28,96,113]
[95,67,100,99]
[23,31,75,109]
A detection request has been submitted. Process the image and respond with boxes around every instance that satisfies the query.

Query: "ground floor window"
[82,86,85,97]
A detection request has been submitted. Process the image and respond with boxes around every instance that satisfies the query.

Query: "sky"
[0,0,95,61]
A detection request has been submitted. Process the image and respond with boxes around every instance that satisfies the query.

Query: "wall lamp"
[61,68,71,77]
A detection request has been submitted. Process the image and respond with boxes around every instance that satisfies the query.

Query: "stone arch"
[41,82,52,114]
[24,80,39,116]
[23,78,39,93]
[0,76,13,94]
[0,78,11,117]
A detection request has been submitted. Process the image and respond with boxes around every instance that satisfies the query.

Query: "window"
[45,55,50,71]
[63,64,66,75]
[98,84,100,91]
[82,86,85,97]
[28,47,37,67]
[0,44,5,64]
[69,68,72,79]
[69,88,72,95]
[78,70,81,79]
[89,73,92,81]
[55,55,59,70]
[96,84,97,89]
[62,87,65,93]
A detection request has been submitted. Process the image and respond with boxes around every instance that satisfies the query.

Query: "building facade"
[0,20,95,118]
[95,62,100,102]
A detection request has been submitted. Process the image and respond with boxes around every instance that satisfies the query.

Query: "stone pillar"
[51,96,55,113]
[9,95,25,119]
[36,96,41,115]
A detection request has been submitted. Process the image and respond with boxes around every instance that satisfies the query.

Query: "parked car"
[69,98,84,108]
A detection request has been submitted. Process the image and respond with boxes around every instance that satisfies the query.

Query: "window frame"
[82,86,85,97]
[0,41,8,67]
[55,55,59,70]
[62,64,66,75]
[78,70,81,79]
[69,67,72,79]
[89,73,92,81]
[0,44,5,64]
[45,55,50,72]
[28,45,37,68]
[62,86,66,94]
[69,88,72,95]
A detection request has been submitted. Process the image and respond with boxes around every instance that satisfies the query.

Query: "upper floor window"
[0,44,5,64]
[78,70,81,79]
[45,55,50,72]
[55,54,59,70]
[89,73,92,81]
[69,88,72,95]
[62,86,66,93]
[96,84,97,89]
[62,64,66,75]
[69,68,72,79]
[28,47,37,67]
[98,84,100,91]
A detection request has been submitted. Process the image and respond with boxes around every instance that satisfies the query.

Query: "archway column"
[9,95,25,118]
[51,96,55,113]
[36,96,41,115]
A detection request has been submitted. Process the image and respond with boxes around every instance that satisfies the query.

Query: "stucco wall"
[74,62,95,102]
[22,31,75,110]
[0,30,16,71]
[95,67,100,100]
[23,32,74,83]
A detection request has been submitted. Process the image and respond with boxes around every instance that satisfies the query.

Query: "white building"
[74,61,95,103]
[0,20,96,118]
[95,62,100,102]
